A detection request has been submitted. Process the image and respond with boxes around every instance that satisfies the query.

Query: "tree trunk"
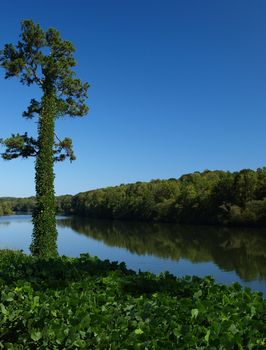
[30,88,58,258]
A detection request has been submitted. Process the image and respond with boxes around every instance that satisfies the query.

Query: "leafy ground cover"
[0,250,265,349]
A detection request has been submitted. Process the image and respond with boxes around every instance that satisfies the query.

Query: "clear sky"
[0,0,265,197]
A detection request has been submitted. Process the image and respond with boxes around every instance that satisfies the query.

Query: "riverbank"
[1,168,266,227]
[0,250,265,349]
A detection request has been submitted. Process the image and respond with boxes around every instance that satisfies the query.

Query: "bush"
[0,250,265,349]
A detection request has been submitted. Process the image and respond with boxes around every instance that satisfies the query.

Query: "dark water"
[1,215,266,296]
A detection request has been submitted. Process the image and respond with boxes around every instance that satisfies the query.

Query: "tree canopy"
[0,19,89,162]
[0,20,89,257]
[68,168,266,226]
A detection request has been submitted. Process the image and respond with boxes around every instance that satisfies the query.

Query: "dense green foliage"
[0,20,89,257]
[70,168,266,226]
[0,197,36,213]
[0,201,12,216]
[56,195,73,215]
[0,195,72,215]
[1,168,265,226]
[0,250,265,349]
[31,91,57,257]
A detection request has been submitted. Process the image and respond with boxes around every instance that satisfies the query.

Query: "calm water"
[1,215,266,296]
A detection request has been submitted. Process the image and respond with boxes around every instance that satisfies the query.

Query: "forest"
[0,200,13,216]
[1,167,266,226]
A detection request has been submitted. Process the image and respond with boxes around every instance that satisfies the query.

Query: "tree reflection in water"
[57,217,266,282]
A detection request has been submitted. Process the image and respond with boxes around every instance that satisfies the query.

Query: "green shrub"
[0,250,265,349]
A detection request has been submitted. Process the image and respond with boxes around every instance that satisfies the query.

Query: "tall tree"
[0,20,89,257]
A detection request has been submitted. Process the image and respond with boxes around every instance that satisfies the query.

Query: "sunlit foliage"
[0,20,89,257]
[0,250,265,349]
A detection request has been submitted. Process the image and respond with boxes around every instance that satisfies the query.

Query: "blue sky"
[0,0,265,197]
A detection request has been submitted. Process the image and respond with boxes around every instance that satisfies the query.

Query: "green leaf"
[193,290,202,299]
[229,324,238,335]
[31,330,42,341]
[0,303,7,315]
[6,292,14,301]
[204,329,210,343]
[135,328,144,335]
[250,306,256,316]
[191,308,199,319]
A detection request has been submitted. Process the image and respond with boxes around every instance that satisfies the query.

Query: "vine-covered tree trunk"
[1,20,89,257]
[31,88,58,258]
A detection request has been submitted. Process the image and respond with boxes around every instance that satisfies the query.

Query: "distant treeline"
[69,168,266,226]
[1,168,266,226]
[0,200,13,216]
[0,196,72,216]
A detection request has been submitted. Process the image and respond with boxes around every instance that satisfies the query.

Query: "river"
[0,215,266,296]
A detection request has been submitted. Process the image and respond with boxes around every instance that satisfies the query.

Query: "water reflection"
[58,217,266,282]
[0,221,10,226]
